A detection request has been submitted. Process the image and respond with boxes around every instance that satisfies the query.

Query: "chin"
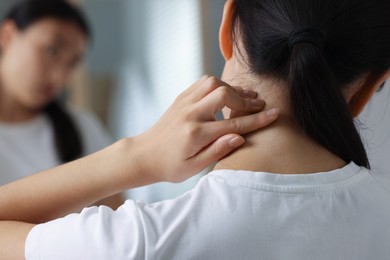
[25,99,51,111]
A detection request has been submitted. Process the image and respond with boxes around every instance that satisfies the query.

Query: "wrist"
[112,136,160,190]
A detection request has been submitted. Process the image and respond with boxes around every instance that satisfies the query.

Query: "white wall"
[359,81,390,172]
[82,0,205,202]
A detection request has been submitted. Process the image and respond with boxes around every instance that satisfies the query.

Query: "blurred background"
[0,0,389,202]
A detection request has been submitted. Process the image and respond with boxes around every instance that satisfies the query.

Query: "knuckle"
[207,75,218,83]
[201,76,219,94]
[202,74,211,80]
[217,86,231,100]
[205,76,219,86]
[175,92,186,103]
[181,106,196,121]
[185,123,202,140]
[230,118,242,132]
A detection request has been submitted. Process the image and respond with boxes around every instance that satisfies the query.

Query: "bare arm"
[0,222,34,260]
[0,138,146,223]
[0,76,278,259]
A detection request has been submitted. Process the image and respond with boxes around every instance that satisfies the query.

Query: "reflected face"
[0,18,87,110]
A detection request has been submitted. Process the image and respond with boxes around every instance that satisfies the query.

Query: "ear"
[0,21,18,51]
[219,0,235,61]
[348,70,390,117]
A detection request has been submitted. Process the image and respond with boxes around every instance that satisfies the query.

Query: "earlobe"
[219,0,235,61]
[348,70,390,117]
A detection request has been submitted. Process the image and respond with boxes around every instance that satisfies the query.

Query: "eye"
[45,45,60,58]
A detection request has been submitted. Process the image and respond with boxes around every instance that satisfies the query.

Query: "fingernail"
[266,108,279,117]
[242,89,258,98]
[251,99,265,107]
[228,136,245,148]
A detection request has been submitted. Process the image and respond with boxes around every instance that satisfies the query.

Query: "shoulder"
[25,176,217,259]
[26,203,145,259]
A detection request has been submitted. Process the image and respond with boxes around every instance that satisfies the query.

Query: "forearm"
[0,76,277,225]
[0,221,34,260]
[0,138,150,224]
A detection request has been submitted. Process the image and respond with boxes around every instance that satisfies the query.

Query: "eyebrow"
[51,32,84,60]
[52,32,71,47]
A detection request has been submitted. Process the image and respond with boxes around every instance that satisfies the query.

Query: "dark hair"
[3,0,91,162]
[4,0,90,36]
[232,0,390,168]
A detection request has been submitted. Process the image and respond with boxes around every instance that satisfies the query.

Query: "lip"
[37,86,56,99]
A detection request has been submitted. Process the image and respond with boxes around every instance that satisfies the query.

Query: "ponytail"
[288,42,369,168]
[232,0,390,169]
[44,101,83,163]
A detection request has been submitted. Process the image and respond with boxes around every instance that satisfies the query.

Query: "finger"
[201,108,279,142]
[195,85,266,119]
[190,76,230,102]
[190,134,245,168]
[234,87,258,99]
[178,75,210,100]
[179,76,258,105]
[190,76,258,103]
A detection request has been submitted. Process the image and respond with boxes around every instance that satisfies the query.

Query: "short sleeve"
[25,200,145,260]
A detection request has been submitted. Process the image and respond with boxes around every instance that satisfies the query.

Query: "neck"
[215,73,346,174]
[214,115,346,174]
[0,101,39,123]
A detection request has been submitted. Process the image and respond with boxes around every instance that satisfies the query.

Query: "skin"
[0,76,279,259]
[214,0,390,174]
[0,18,124,209]
[0,1,389,258]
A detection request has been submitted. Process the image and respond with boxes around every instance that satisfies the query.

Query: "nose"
[50,66,71,91]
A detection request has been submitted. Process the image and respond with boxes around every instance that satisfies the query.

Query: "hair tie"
[288,28,324,50]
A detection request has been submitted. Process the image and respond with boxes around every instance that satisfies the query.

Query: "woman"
[0,77,278,259]
[2,0,390,259]
[0,0,123,208]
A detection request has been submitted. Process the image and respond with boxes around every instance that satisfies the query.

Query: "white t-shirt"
[0,105,112,185]
[25,162,390,260]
